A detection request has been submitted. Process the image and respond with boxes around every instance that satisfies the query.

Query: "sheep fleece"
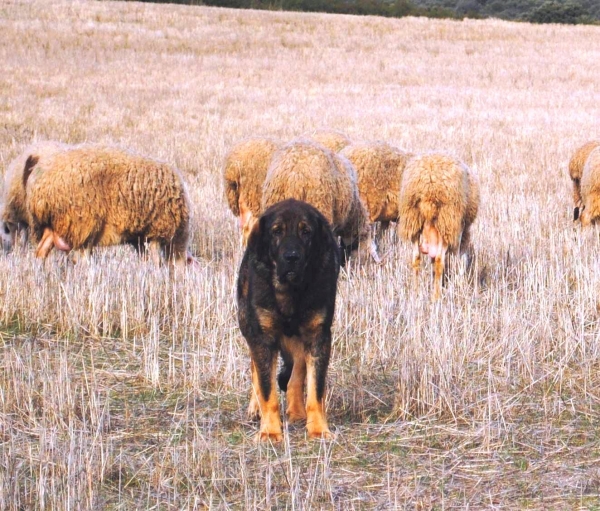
[341,142,412,223]
[26,147,190,253]
[581,146,600,225]
[223,137,280,217]
[262,140,358,235]
[399,154,479,251]
[2,140,67,229]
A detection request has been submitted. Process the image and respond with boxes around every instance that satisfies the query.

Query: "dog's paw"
[256,430,283,443]
[307,427,334,441]
[247,398,261,421]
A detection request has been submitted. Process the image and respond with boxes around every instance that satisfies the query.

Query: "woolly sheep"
[341,141,413,251]
[398,154,479,300]
[223,137,280,244]
[579,146,600,227]
[302,129,352,153]
[261,139,377,261]
[1,140,67,250]
[568,141,600,220]
[24,145,192,264]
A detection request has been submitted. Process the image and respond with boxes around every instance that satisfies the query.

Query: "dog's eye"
[301,227,312,237]
[271,226,283,236]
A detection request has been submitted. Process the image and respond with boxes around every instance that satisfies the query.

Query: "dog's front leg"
[250,343,283,442]
[305,332,333,440]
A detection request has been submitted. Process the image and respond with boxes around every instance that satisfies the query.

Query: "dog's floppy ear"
[312,211,338,269]
[246,213,271,265]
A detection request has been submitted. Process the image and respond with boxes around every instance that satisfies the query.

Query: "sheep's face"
[1,220,21,251]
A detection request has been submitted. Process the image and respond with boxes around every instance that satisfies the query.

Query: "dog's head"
[248,199,336,287]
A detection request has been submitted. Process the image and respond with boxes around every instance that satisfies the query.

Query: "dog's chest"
[274,291,301,336]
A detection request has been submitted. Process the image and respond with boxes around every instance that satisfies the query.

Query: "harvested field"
[1,1,600,508]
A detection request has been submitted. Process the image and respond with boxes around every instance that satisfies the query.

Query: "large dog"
[237,199,341,441]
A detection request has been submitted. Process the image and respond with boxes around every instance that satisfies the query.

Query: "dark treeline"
[130,0,600,25]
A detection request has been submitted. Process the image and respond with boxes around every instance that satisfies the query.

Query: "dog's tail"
[278,351,293,392]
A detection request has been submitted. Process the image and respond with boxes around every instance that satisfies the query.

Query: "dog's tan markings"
[274,291,295,317]
[247,360,261,420]
[305,354,333,440]
[256,356,283,443]
[256,307,278,334]
[282,336,307,422]
[302,309,327,335]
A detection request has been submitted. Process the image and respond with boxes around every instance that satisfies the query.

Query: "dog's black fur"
[237,199,340,437]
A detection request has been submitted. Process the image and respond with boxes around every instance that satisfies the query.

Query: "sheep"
[223,137,280,244]
[568,141,600,220]
[302,129,352,153]
[1,140,67,250]
[340,141,413,251]
[23,145,192,264]
[261,139,378,262]
[398,154,479,300]
[579,146,600,227]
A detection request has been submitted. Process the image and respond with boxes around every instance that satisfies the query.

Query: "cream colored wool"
[1,140,67,246]
[580,146,600,227]
[262,139,369,248]
[223,137,280,217]
[341,141,413,224]
[399,153,479,252]
[302,129,352,153]
[568,141,600,210]
[26,146,191,262]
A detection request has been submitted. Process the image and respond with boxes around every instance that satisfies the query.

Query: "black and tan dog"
[237,199,340,441]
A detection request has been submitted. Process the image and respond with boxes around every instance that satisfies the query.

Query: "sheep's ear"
[22,155,39,188]
[573,207,580,221]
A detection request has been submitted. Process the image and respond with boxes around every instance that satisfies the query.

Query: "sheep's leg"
[35,228,56,259]
[147,240,162,266]
[432,248,446,301]
[241,215,257,248]
[411,242,421,289]
[368,224,382,264]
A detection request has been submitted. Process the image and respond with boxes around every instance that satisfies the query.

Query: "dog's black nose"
[284,251,300,263]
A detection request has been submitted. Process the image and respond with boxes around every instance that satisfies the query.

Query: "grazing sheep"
[398,154,479,300]
[223,137,280,244]
[341,141,413,250]
[262,139,376,261]
[568,141,600,220]
[24,145,192,264]
[579,146,600,227]
[1,140,67,249]
[302,129,352,153]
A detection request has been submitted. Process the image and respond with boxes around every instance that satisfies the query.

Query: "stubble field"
[1,0,600,508]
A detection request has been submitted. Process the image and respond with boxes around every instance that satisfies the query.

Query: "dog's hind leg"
[247,360,261,421]
[251,346,283,442]
[281,337,307,423]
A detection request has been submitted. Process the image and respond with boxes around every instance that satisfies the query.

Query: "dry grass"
[1,0,600,508]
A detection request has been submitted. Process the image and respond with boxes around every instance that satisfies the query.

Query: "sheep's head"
[0,206,28,252]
